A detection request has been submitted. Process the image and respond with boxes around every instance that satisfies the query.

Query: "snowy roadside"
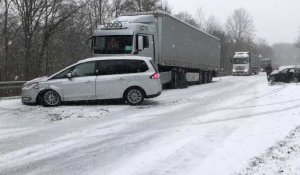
[237,126,300,175]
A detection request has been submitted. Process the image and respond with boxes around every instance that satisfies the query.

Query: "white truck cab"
[232,52,260,76]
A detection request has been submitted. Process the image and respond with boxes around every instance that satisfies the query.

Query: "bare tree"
[205,15,222,34]
[158,0,172,14]
[86,0,112,36]
[226,8,255,51]
[175,11,198,28]
[111,0,127,17]
[296,28,300,48]
[256,38,274,58]
[123,0,159,12]
[0,0,13,81]
[195,8,206,30]
[12,0,47,79]
[38,0,87,75]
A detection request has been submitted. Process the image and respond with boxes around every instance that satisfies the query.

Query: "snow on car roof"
[78,56,152,63]
[279,65,300,71]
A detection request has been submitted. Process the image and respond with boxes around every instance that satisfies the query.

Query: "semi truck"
[232,52,260,76]
[260,58,272,72]
[91,11,221,88]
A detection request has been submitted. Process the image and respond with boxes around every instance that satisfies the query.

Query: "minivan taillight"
[150,73,160,79]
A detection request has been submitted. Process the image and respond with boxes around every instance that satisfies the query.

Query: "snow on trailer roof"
[122,10,220,41]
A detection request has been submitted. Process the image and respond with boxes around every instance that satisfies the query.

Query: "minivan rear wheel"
[40,90,61,107]
[124,88,144,105]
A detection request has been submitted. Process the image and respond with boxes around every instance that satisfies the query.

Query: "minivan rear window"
[97,60,149,75]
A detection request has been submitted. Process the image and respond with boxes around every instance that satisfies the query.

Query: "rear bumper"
[146,92,161,99]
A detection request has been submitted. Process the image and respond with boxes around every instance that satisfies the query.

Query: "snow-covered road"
[1,73,300,175]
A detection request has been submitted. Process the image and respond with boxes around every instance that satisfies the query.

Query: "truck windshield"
[233,58,249,64]
[93,35,133,54]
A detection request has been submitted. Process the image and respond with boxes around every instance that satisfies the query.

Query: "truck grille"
[235,66,245,70]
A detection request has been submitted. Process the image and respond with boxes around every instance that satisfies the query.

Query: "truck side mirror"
[138,35,144,51]
[87,37,93,52]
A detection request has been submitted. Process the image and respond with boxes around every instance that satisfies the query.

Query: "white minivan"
[21,56,162,106]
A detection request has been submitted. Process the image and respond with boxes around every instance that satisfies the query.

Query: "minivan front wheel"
[125,88,144,105]
[40,90,61,107]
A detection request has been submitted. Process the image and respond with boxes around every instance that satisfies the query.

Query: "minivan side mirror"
[66,73,72,78]
[138,35,144,51]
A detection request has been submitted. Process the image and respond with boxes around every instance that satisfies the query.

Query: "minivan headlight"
[24,83,39,90]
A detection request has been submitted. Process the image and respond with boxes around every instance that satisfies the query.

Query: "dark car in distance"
[269,67,300,84]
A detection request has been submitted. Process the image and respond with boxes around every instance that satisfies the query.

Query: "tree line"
[0,0,274,81]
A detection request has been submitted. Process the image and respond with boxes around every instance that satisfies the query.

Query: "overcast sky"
[169,0,300,45]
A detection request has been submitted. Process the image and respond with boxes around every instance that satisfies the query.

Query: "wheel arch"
[36,89,62,104]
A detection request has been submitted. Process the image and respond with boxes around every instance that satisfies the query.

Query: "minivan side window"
[97,60,149,75]
[119,60,149,73]
[97,60,117,75]
[71,61,96,77]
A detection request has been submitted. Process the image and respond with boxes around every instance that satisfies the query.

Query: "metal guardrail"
[0,96,21,100]
[0,81,26,90]
[0,81,26,97]
[0,81,27,85]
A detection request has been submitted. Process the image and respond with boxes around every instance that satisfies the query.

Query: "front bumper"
[21,86,39,104]
[232,71,249,76]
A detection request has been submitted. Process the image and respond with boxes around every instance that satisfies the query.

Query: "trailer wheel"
[170,69,188,88]
[198,71,203,85]
[170,70,179,88]
[208,71,213,83]
[203,72,208,84]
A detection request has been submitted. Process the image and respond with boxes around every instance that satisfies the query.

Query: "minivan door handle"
[85,80,93,83]
[118,77,126,81]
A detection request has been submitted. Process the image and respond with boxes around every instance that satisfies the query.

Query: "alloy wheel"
[43,90,60,106]
[127,89,143,105]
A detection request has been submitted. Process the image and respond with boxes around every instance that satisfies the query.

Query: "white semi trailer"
[91,11,221,88]
[232,52,260,76]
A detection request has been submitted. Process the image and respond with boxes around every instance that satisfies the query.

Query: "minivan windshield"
[93,35,133,54]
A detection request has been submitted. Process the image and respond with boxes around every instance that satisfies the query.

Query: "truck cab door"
[137,35,154,59]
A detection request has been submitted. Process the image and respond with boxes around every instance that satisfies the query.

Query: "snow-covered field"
[1,73,300,175]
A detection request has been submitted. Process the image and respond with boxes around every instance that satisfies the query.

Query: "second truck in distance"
[232,52,260,76]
